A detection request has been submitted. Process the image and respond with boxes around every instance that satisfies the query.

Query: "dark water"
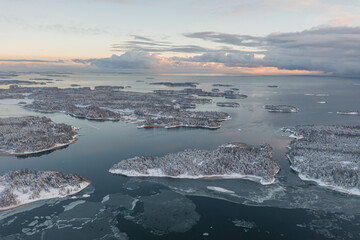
[0,74,359,239]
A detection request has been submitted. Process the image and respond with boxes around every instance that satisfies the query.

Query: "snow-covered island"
[27,101,121,121]
[284,125,360,195]
[110,142,280,185]
[0,116,78,155]
[265,105,299,113]
[0,169,90,212]
[216,102,240,108]
[336,111,360,115]
[0,86,231,129]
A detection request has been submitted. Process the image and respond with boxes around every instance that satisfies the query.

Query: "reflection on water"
[0,74,359,239]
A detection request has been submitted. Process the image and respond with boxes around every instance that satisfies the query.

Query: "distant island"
[0,80,46,86]
[216,102,240,108]
[284,125,360,195]
[29,78,53,81]
[0,116,78,155]
[110,142,280,185]
[212,84,233,87]
[337,111,360,115]
[150,82,199,87]
[0,169,90,212]
[154,88,248,99]
[265,105,299,113]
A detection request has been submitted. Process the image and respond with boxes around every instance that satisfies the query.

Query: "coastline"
[287,155,360,196]
[109,169,276,185]
[0,180,91,212]
[0,131,78,156]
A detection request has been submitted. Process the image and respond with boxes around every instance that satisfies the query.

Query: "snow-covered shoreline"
[289,162,360,196]
[2,134,78,156]
[109,168,277,185]
[0,181,90,212]
[284,125,360,196]
[0,170,91,212]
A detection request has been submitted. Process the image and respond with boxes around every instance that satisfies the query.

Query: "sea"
[0,73,359,239]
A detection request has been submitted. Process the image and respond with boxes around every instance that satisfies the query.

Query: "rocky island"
[109,142,280,185]
[0,169,90,211]
[265,105,299,113]
[284,125,360,195]
[0,116,78,155]
[216,102,240,108]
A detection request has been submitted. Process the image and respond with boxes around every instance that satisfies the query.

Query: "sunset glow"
[0,0,359,76]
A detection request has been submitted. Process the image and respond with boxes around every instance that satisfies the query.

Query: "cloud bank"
[179,26,360,76]
[68,26,360,76]
[2,26,359,76]
[73,52,161,70]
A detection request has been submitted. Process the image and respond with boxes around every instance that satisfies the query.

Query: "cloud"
[213,0,360,23]
[0,60,86,72]
[73,52,162,71]
[174,52,262,68]
[264,26,360,75]
[74,26,360,76]
[0,59,64,63]
[183,32,265,47]
[180,26,360,76]
[113,44,210,53]
[2,16,108,35]
[41,24,108,35]
[131,35,156,42]
[112,35,212,53]
[3,26,360,76]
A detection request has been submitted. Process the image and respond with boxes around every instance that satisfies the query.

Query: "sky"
[1,0,360,76]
